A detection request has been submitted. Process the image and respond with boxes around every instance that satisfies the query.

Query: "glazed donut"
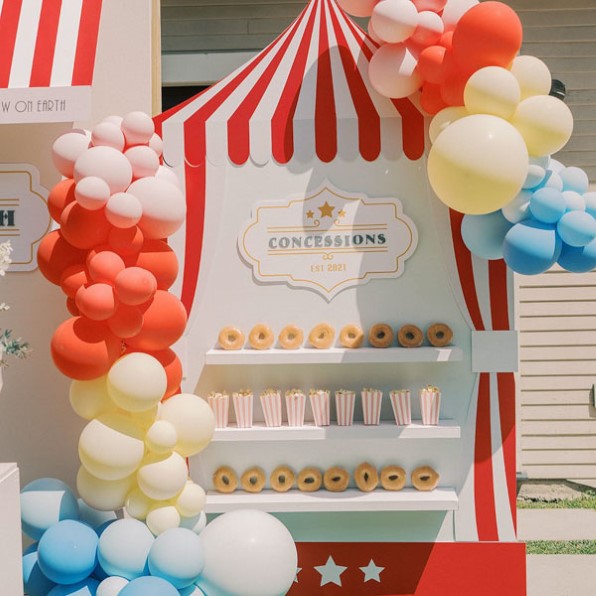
[339,324,364,349]
[270,465,296,493]
[297,467,323,492]
[213,466,238,493]
[354,462,379,492]
[218,326,245,350]
[397,324,424,348]
[368,323,394,348]
[241,466,267,493]
[380,465,407,491]
[427,323,453,348]
[249,324,274,350]
[278,324,304,350]
[411,466,440,492]
[323,466,350,492]
[308,323,335,349]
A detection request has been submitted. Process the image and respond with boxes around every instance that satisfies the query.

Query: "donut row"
[213,464,440,494]
[217,322,453,350]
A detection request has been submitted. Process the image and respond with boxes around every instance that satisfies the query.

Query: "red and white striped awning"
[0,0,102,123]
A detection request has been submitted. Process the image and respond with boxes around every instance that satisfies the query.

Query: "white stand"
[0,463,22,595]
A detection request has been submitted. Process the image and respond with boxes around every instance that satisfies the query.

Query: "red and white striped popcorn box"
[334,390,355,426]
[420,386,441,426]
[260,389,282,427]
[309,390,331,427]
[285,390,306,427]
[361,388,383,426]
[207,392,229,428]
[232,391,253,428]
[390,389,411,426]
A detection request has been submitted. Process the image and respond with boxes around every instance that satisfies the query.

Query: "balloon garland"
[23,113,298,595]
[340,0,595,275]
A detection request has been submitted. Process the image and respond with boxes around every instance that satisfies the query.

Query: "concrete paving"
[518,509,596,541]
[527,555,596,596]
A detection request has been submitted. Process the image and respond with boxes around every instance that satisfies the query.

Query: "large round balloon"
[427,114,528,214]
[51,317,121,380]
[461,211,512,260]
[196,510,297,596]
[74,146,133,194]
[60,202,112,250]
[368,43,421,99]
[503,219,562,275]
[69,376,114,420]
[52,130,90,178]
[38,231,87,286]
[143,348,183,398]
[463,66,520,119]
[371,0,418,44]
[23,546,57,596]
[132,239,179,290]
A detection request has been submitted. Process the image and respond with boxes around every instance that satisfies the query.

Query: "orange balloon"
[440,71,469,106]
[60,202,112,250]
[133,239,179,290]
[418,45,448,84]
[48,179,76,223]
[108,304,144,339]
[60,264,89,298]
[51,317,122,380]
[420,83,448,115]
[66,297,80,316]
[87,250,125,284]
[125,290,187,352]
[439,31,453,51]
[38,230,88,285]
[75,283,118,321]
[107,226,144,258]
[114,267,157,306]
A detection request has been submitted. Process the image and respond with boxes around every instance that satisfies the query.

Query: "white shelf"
[212,419,460,441]
[205,346,463,365]
[205,488,458,513]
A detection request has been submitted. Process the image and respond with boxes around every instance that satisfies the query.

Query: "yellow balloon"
[69,376,115,420]
[175,480,206,518]
[159,393,215,457]
[464,66,520,120]
[77,466,135,511]
[146,420,178,454]
[511,95,574,157]
[428,114,528,215]
[124,486,154,521]
[78,414,145,481]
[510,56,552,100]
[429,106,468,144]
[137,451,188,501]
[146,504,181,536]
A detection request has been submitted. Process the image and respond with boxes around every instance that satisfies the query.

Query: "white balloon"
[367,19,383,45]
[127,177,186,239]
[102,115,124,127]
[197,510,297,596]
[91,121,125,151]
[74,176,111,211]
[368,43,421,99]
[146,504,181,536]
[149,133,164,157]
[501,190,532,224]
[105,191,143,228]
[77,466,135,511]
[441,0,478,31]
[371,0,418,44]
[175,481,206,518]
[125,145,160,179]
[52,130,90,178]
[125,487,154,521]
[155,165,181,188]
[121,111,155,146]
[137,451,188,501]
[74,146,133,194]
[336,0,379,17]
[97,576,129,596]
[410,11,444,46]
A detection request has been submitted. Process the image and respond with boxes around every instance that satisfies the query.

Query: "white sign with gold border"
[239,183,418,300]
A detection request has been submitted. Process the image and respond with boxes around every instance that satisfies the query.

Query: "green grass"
[517,491,596,510]
[526,540,596,555]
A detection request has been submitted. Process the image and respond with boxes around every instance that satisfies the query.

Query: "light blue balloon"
[560,166,589,194]
[563,190,585,211]
[47,578,99,595]
[23,547,57,596]
[533,169,563,192]
[180,586,206,596]
[77,499,117,530]
[148,528,204,589]
[558,238,596,272]
[97,519,154,580]
[37,520,98,585]
[557,211,596,247]
[522,162,546,190]
[96,576,129,596]
[461,211,512,260]
[548,158,565,173]
[529,187,566,224]
[119,576,179,596]
[584,192,596,219]
[21,478,79,540]
[503,219,562,275]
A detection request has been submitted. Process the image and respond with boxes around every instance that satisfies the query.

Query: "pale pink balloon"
[102,115,123,127]
[149,133,164,157]
[52,131,91,178]
[412,0,447,12]
[337,0,379,17]
[74,146,133,194]
[74,176,111,211]
[367,19,384,45]
[121,111,155,146]
[368,43,422,98]
[127,177,186,239]
[155,165,181,188]
[105,192,143,228]
[410,11,444,46]
[441,0,479,32]
[125,145,160,180]
[371,0,418,44]
[91,121,126,151]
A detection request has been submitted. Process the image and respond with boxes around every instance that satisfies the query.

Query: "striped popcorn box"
[334,390,356,426]
[207,392,229,428]
[390,390,411,426]
[361,388,383,425]
[260,389,282,427]
[232,391,253,428]
[420,385,441,426]
[285,389,306,427]
[309,389,331,427]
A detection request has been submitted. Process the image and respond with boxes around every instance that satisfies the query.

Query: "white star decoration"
[315,555,347,586]
[294,568,301,583]
[360,559,384,583]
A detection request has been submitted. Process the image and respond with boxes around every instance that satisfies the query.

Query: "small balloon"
[48,179,77,222]
[105,192,143,228]
[557,211,596,247]
[502,190,532,224]
[146,504,181,536]
[368,43,422,99]
[121,111,155,146]
[75,176,111,210]
[91,121,126,151]
[461,210,512,260]
[52,130,91,178]
[560,167,590,195]
[529,188,567,224]
[126,145,160,179]
[137,451,188,501]
[510,55,552,100]
[74,146,133,194]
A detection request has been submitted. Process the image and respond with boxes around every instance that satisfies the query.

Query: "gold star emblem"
[306,210,314,219]
[338,209,346,218]
[318,201,335,218]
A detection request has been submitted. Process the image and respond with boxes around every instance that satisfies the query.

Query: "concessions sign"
[239,184,418,299]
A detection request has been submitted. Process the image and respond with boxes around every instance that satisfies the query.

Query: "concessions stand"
[157,0,524,592]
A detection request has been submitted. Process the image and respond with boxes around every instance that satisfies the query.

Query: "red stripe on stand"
[0,0,23,88]
[29,0,62,87]
[488,259,509,331]
[71,0,102,85]
[474,373,499,541]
